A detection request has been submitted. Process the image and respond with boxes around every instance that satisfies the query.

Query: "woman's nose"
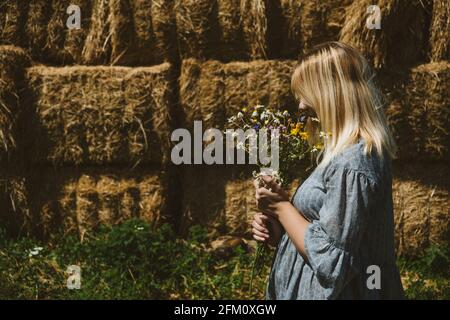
[299,101,307,110]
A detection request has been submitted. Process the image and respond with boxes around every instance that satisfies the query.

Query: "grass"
[0,219,448,300]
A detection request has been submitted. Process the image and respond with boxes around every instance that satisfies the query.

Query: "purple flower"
[253,124,260,130]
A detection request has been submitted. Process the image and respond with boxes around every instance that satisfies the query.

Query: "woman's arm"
[255,177,310,260]
[274,201,310,261]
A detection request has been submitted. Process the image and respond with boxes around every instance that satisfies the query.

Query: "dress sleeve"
[303,165,378,299]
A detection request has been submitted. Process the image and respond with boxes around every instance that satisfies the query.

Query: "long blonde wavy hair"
[291,41,397,167]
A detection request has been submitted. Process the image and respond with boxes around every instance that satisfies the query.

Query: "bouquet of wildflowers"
[226,104,328,293]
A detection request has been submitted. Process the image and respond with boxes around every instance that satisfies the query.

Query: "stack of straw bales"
[0,44,177,239]
[26,63,173,166]
[21,61,177,239]
[179,57,449,256]
[0,1,448,256]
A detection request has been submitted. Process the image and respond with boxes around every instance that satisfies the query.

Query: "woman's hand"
[254,175,290,218]
[251,212,284,247]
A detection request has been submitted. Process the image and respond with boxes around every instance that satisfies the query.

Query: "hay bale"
[27,167,170,240]
[179,59,297,129]
[0,46,31,237]
[63,0,93,64]
[26,63,173,165]
[239,0,269,59]
[45,0,70,63]
[180,166,228,236]
[97,175,120,225]
[0,175,32,237]
[280,0,351,58]
[179,59,226,129]
[82,0,112,64]
[44,0,93,64]
[81,0,177,65]
[76,174,98,241]
[216,0,247,60]
[127,0,155,65]
[139,173,168,224]
[0,46,30,163]
[340,0,431,69]
[392,163,449,257]
[108,0,135,65]
[386,62,449,161]
[429,0,450,61]
[25,0,52,59]
[119,179,140,220]
[59,179,78,235]
[175,0,215,60]
[152,0,179,64]
[0,0,27,45]
[124,65,174,165]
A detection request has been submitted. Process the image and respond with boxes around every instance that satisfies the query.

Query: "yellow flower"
[314,143,324,151]
[300,132,308,140]
[242,107,248,112]
[290,128,300,136]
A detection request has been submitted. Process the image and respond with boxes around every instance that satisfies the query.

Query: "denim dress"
[266,138,404,300]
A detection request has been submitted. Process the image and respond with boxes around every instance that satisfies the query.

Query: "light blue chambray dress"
[266,138,405,300]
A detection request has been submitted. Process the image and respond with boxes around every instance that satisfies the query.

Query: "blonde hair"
[291,41,397,167]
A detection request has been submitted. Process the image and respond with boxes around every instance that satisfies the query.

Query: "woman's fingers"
[261,175,281,192]
[257,187,279,198]
[252,220,269,234]
[253,234,266,242]
[252,213,271,242]
[252,227,269,239]
[260,176,290,201]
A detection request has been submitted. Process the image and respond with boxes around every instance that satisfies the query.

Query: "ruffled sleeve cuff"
[304,220,359,293]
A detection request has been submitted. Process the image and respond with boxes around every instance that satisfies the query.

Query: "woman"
[252,42,404,300]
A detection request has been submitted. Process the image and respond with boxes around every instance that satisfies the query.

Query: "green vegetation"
[0,220,448,300]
